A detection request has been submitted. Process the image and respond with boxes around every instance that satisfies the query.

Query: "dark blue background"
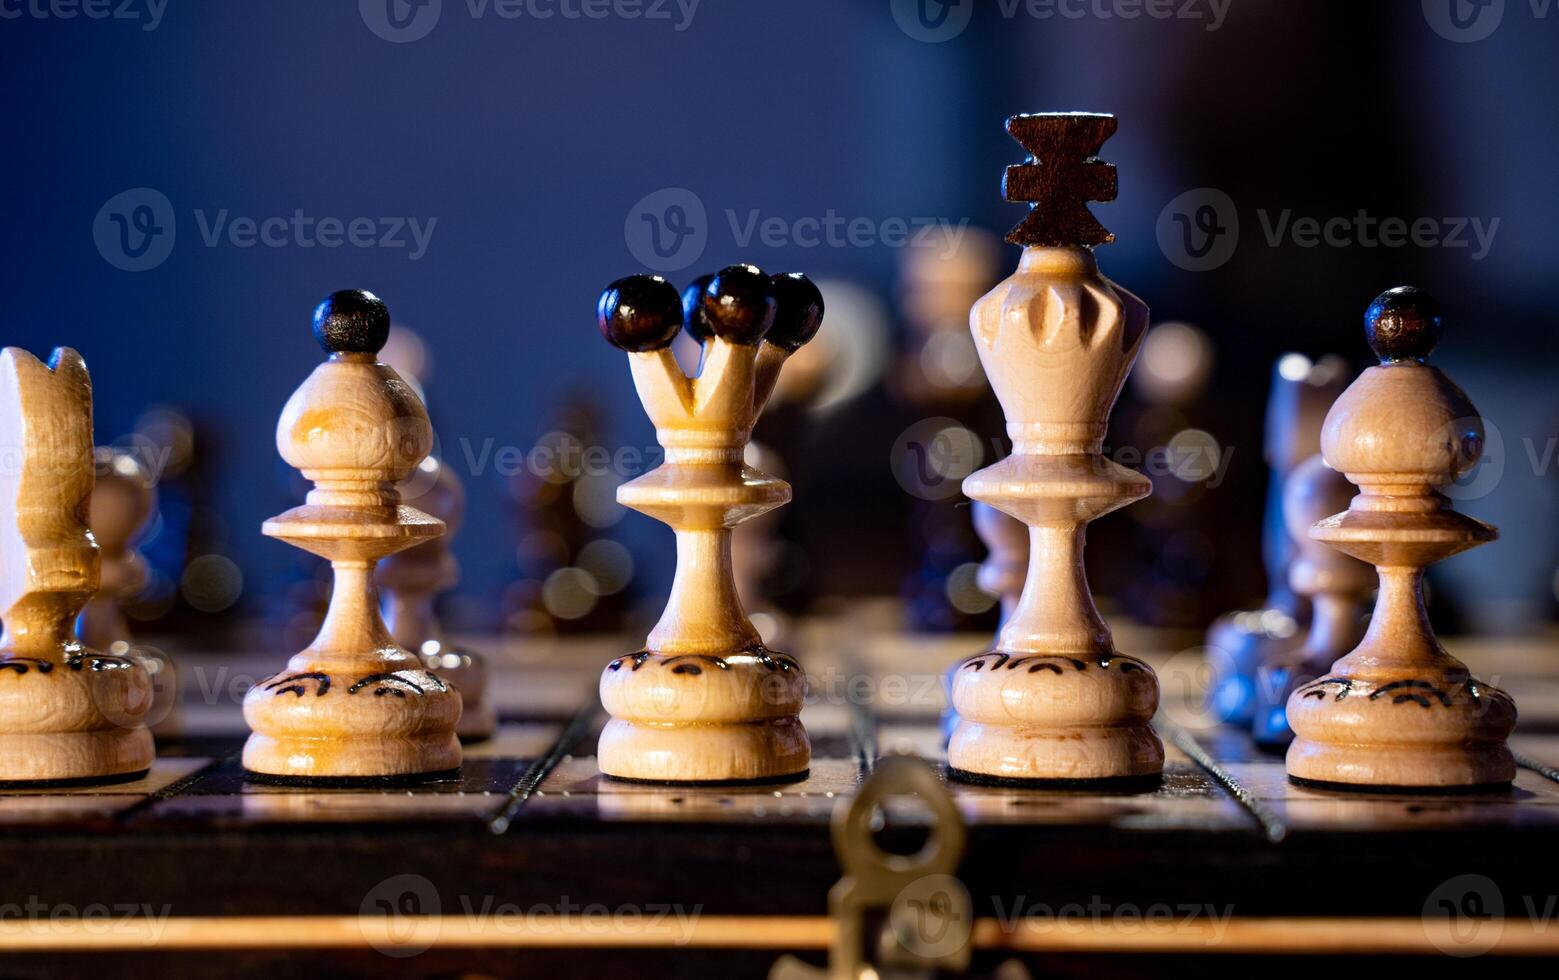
[2,0,1555,628]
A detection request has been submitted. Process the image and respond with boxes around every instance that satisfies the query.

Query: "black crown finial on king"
[313,289,390,355]
[1002,112,1118,249]
[1365,286,1443,365]
[598,265,823,354]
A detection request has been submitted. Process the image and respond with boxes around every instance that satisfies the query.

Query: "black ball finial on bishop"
[1364,286,1443,364]
[313,289,391,355]
[598,274,684,352]
[766,272,825,352]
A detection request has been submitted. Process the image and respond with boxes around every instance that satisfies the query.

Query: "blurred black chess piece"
[890,229,1007,632]
[120,405,243,647]
[1205,353,1349,726]
[1107,321,1221,628]
[502,395,637,635]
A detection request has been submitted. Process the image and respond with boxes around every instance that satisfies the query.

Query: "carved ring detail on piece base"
[242,666,462,780]
[598,646,809,783]
[0,653,155,785]
[1286,673,1516,790]
[947,650,1163,781]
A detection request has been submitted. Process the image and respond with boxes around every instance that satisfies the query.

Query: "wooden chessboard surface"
[3,614,1559,977]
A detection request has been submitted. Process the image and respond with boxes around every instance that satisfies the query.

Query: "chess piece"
[1206,353,1348,725]
[1286,287,1516,790]
[894,230,1006,634]
[0,348,154,785]
[595,265,822,784]
[948,112,1163,784]
[502,397,635,635]
[1250,453,1374,747]
[378,457,495,743]
[1111,321,1220,628]
[243,290,461,783]
[972,501,1027,626]
[80,447,180,736]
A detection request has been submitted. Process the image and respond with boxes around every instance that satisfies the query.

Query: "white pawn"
[1286,287,1515,790]
[242,290,461,783]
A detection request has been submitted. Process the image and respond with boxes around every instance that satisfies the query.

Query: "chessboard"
[3,609,1558,978]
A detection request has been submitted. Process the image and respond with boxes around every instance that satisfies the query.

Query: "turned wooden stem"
[1000,522,1110,654]
[311,562,396,662]
[648,526,758,654]
[1338,565,1448,676]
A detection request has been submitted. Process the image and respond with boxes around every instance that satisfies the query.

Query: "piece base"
[597,716,811,784]
[1288,774,1513,796]
[0,768,151,791]
[946,766,1162,792]
[242,768,462,789]
[946,719,1165,783]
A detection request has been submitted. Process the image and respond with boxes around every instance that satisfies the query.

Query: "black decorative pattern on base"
[1,654,139,676]
[606,644,800,677]
[259,670,449,699]
[959,652,1148,675]
[1297,676,1500,709]
[263,672,331,697]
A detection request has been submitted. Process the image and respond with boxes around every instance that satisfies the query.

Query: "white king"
[948,113,1164,785]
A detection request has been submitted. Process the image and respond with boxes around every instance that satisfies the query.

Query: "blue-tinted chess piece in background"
[1206,354,1347,725]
